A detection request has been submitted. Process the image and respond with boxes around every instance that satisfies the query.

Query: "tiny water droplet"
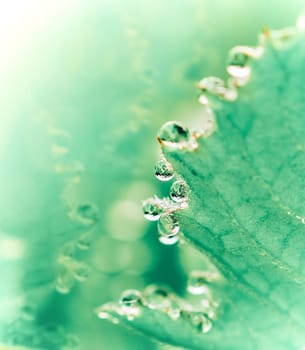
[198,76,225,95]
[187,271,211,295]
[227,46,251,79]
[170,180,188,203]
[119,289,143,320]
[59,242,76,263]
[198,94,209,106]
[154,157,174,181]
[142,197,163,221]
[56,270,74,294]
[72,263,90,282]
[77,232,92,250]
[157,121,197,151]
[75,203,99,226]
[167,299,181,320]
[143,285,171,310]
[97,307,120,324]
[191,313,212,333]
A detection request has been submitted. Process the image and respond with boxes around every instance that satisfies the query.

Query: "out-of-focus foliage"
[0,1,304,349]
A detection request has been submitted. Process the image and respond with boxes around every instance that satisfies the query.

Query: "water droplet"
[158,234,179,245]
[59,242,76,264]
[119,289,143,320]
[75,203,99,226]
[198,76,226,95]
[227,46,252,79]
[198,94,209,106]
[170,180,188,203]
[143,285,171,310]
[96,305,120,324]
[158,213,180,236]
[167,299,181,320]
[56,270,74,294]
[142,197,163,221]
[187,271,211,295]
[158,214,180,245]
[77,232,92,250]
[157,121,197,151]
[191,313,212,333]
[154,157,174,181]
[72,263,90,282]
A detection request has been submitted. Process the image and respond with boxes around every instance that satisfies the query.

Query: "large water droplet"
[170,180,188,203]
[158,214,180,245]
[119,289,143,320]
[187,271,211,295]
[142,197,163,221]
[154,157,174,182]
[158,213,180,236]
[157,121,197,151]
[143,285,171,310]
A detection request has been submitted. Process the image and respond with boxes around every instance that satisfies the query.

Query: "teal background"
[0,1,304,349]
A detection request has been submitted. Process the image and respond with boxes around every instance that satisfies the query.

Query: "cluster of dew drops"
[48,125,100,294]
[100,20,305,336]
[142,147,190,246]
[98,269,220,335]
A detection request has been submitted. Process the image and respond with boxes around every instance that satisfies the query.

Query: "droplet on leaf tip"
[142,197,163,221]
[154,156,174,182]
[170,180,189,203]
[157,121,197,151]
[143,285,171,310]
[119,289,143,320]
[158,213,180,236]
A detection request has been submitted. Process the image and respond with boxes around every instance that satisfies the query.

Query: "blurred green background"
[0,1,304,349]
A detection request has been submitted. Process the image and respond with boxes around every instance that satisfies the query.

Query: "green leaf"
[98,28,305,349]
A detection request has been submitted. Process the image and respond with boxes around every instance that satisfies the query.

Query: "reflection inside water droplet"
[72,263,90,282]
[191,313,212,333]
[187,271,211,295]
[119,289,143,320]
[56,270,74,294]
[73,203,99,226]
[154,156,174,182]
[170,180,188,203]
[142,197,163,221]
[198,76,225,95]
[157,121,197,151]
[158,213,180,236]
[143,285,171,310]
[227,46,252,80]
